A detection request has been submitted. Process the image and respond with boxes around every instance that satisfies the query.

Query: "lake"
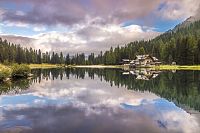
[0,68,200,133]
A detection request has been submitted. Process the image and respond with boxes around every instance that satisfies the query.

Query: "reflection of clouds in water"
[121,99,200,133]
[0,76,200,132]
[29,77,158,106]
[1,105,165,133]
[0,97,3,121]
[0,108,3,122]
[33,99,46,104]
[164,111,199,133]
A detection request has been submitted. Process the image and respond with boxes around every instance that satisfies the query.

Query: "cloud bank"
[1,23,160,54]
[0,0,161,26]
[0,0,200,54]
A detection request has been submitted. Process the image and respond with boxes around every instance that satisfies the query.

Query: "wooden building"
[129,55,161,68]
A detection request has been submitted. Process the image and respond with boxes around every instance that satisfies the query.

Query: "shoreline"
[69,65,123,69]
[29,64,124,69]
[153,65,200,71]
[28,64,200,70]
[2,63,200,71]
[29,64,62,69]
[2,64,200,82]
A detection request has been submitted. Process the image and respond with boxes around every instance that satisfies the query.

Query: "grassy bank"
[68,64,200,70]
[29,64,62,69]
[29,64,200,70]
[2,63,200,81]
[0,64,12,81]
[154,65,200,70]
[69,65,123,69]
[28,64,124,69]
[0,64,31,81]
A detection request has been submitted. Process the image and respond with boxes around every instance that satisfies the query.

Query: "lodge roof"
[122,59,130,62]
[134,55,160,62]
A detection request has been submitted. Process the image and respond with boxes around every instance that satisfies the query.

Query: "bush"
[11,64,31,78]
[0,64,12,81]
[3,60,12,66]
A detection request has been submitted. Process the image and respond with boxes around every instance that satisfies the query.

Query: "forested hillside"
[0,19,200,65]
[93,19,200,65]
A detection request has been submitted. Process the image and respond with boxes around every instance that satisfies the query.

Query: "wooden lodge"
[122,55,161,68]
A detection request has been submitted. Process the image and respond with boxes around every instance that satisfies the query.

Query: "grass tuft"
[0,64,12,81]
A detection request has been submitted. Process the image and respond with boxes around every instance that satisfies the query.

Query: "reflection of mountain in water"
[122,68,161,80]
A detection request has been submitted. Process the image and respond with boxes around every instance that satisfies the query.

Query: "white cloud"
[124,25,143,33]
[0,8,5,19]
[4,21,29,28]
[0,0,162,26]
[15,10,26,16]
[0,26,2,34]
[159,0,200,20]
[1,20,160,54]
[30,22,159,54]
[33,26,46,32]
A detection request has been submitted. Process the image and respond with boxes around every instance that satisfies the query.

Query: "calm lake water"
[0,68,200,133]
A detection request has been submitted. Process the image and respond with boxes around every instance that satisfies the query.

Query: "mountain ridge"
[173,15,200,31]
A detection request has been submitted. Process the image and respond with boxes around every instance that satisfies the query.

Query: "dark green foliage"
[70,53,86,65]
[65,54,70,65]
[11,64,31,77]
[138,47,146,55]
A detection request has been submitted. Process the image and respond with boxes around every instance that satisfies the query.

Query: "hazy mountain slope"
[174,15,200,31]
[99,17,200,65]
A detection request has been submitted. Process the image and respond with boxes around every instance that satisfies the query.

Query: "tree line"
[0,38,87,65]
[1,20,200,65]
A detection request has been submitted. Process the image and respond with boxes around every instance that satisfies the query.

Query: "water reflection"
[0,68,200,132]
[0,79,31,95]
[122,68,161,80]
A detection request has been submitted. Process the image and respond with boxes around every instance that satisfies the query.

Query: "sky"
[0,0,200,54]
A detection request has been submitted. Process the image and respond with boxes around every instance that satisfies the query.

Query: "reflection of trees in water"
[0,79,31,95]
[30,68,200,111]
[1,68,200,111]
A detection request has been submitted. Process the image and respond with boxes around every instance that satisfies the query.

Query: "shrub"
[11,64,31,78]
[3,60,12,66]
[0,64,12,81]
